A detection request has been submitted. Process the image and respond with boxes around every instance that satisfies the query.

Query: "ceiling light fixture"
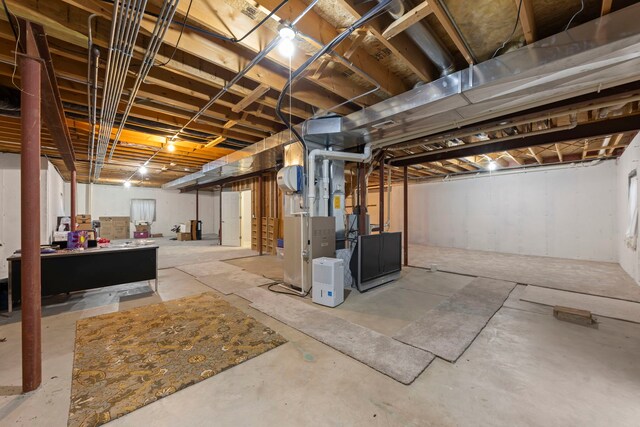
[139,165,147,175]
[278,25,296,57]
[124,181,131,188]
[167,143,175,152]
[488,161,497,171]
[279,26,295,40]
[278,38,295,57]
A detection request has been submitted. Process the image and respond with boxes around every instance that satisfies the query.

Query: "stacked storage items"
[99,216,131,240]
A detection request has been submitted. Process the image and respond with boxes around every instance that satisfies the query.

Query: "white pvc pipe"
[307,143,373,216]
[321,159,330,216]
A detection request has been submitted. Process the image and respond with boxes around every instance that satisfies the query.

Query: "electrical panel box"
[312,257,344,307]
[284,216,336,293]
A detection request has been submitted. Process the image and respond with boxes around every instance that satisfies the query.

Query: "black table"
[6,245,159,314]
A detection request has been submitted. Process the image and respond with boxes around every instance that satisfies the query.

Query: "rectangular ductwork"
[164,4,640,190]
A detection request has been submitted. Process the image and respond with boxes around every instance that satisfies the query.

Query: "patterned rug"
[68,292,286,427]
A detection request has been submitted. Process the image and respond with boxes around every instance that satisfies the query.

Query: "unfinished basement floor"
[1,238,640,426]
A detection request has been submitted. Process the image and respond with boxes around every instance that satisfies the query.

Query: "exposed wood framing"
[382,1,433,40]
[231,84,270,113]
[429,0,474,64]
[518,0,537,44]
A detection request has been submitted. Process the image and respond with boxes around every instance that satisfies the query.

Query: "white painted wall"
[0,153,65,279]
[389,160,618,262]
[616,133,640,282]
[63,183,220,237]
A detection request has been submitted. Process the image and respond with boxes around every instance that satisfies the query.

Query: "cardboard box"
[77,223,94,231]
[135,223,151,233]
[151,233,163,238]
[99,216,131,240]
[53,231,69,242]
[177,232,192,241]
[76,214,92,224]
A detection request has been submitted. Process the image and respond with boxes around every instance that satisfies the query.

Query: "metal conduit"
[94,0,148,180]
[108,0,179,161]
[96,0,147,175]
[87,13,100,179]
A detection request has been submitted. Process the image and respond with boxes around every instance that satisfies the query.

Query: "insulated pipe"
[308,143,373,216]
[19,22,42,393]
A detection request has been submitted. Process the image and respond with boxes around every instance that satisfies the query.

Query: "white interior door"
[240,190,252,248]
[221,191,241,246]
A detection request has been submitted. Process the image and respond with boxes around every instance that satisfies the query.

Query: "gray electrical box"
[284,216,336,292]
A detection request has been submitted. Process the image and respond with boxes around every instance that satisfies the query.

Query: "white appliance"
[312,257,344,307]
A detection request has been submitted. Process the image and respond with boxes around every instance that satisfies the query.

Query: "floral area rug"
[68,292,286,427]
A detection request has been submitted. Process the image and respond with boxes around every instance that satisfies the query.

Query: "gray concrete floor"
[1,241,640,426]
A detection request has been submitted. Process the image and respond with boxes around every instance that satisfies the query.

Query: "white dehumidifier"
[312,257,344,307]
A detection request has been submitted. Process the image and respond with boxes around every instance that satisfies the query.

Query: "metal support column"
[20,22,42,393]
[403,166,409,267]
[195,189,199,222]
[257,175,263,255]
[379,154,384,233]
[358,163,367,235]
[70,169,77,231]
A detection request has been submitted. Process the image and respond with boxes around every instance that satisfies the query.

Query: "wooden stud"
[382,1,433,40]
[429,0,474,64]
[518,0,537,44]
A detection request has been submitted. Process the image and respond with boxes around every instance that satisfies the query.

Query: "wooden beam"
[336,0,439,82]
[429,0,474,64]
[50,0,357,113]
[391,116,640,166]
[231,84,270,113]
[29,22,76,172]
[343,30,368,59]
[518,0,537,44]
[555,143,564,162]
[382,1,433,40]
[204,136,226,149]
[254,0,408,95]
[601,0,613,16]
[528,147,543,164]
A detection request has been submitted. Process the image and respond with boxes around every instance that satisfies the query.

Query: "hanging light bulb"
[167,143,175,152]
[488,161,497,171]
[279,26,295,41]
[139,165,147,175]
[124,181,131,188]
[278,38,295,57]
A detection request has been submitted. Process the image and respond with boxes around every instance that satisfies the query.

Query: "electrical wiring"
[491,0,524,59]
[275,0,393,169]
[267,283,312,297]
[564,0,585,31]
[156,0,193,67]
[99,0,289,44]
